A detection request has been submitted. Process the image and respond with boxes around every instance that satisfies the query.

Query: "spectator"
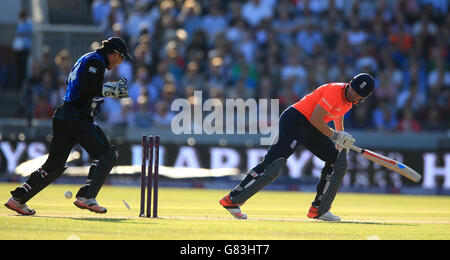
[295,22,323,56]
[355,43,378,73]
[180,61,205,94]
[272,8,298,48]
[420,0,449,15]
[346,19,367,49]
[256,75,275,99]
[427,58,450,91]
[129,66,157,106]
[372,99,398,132]
[411,13,437,37]
[32,71,55,107]
[177,0,202,38]
[101,0,126,37]
[397,107,422,132]
[226,18,248,45]
[153,100,175,128]
[422,106,444,131]
[50,76,66,109]
[91,0,110,25]
[295,2,319,27]
[186,30,209,68]
[229,52,259,88]
[241,0,273,28]
[20,61,43,118]
[236,30,257,64]
[347,104,373,130]
[397,83,426,113]
[102,98,125,126]
[206,57,227,94]
[322,11,342,52]
[227,78,254,100]
[388,15,413,54]
[277,81,299,111]
[296,0,329,15]
[12,9,33,91]
[134,94,153,128]
[161,82,177,104]
[39,45,57,77]
[54,49,72,81]
[201,5,228,44]
[33,95,53,119]
[125,2,156,39]
[120,97,136,126]
[281,54,307,92]
[4,0,449,134]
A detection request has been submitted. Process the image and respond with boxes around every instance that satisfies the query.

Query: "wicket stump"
[140,135,159,218]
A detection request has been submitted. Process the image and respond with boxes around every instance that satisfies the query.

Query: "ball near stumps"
[64,191,72,199]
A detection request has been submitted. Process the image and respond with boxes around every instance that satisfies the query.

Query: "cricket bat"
[350,145,422,183]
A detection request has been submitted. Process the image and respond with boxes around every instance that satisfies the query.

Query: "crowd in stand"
[1,0,449,132]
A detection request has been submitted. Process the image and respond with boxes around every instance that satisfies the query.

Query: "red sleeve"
[317,87,339,112]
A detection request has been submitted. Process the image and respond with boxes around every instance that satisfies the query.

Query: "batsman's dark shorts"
[263,106,338,165]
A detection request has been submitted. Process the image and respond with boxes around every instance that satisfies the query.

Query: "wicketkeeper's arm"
[79,59,105,97]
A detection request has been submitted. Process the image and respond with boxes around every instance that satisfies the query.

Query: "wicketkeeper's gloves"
[102,77,129,98]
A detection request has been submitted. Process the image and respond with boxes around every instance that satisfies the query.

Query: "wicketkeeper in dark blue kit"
[4,37,132,215]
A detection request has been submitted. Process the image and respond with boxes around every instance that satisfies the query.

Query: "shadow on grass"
[233,216,419,226]
[29,215,159,224]
[337,220,417,227]
[69,217,130,223]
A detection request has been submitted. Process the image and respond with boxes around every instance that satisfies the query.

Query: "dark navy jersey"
[55,50,109,119]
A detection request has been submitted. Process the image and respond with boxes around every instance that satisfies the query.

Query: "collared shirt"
[292,83,352,123]
[56,50,109,119]
[63,50,109,107]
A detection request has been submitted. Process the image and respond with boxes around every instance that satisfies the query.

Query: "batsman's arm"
[311,104,355,151]
[310,104,334,137]
[333,116,344,132]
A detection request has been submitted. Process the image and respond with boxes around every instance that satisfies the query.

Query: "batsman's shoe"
[4,197,36,216]
[307,205,340,222]
[318,211,341,222]
[74,197,107,214]
[307,205,319,219]
[219,195,247,220]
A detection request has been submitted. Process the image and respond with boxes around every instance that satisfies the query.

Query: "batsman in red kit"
[220,73,375,221]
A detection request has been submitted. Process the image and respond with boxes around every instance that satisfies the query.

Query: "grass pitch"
[0,183,449,240]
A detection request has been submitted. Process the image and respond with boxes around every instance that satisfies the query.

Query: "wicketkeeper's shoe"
[219,194,247,220]
[4,197,36,216]
[73,197,107,214]
[307,205,340,222]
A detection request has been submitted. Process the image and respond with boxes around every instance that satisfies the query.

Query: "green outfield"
[0,183,449,240]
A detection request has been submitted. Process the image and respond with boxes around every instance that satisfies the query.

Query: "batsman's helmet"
[349,73,374,98]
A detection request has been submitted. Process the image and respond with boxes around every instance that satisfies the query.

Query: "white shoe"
[4,197,36,215]
[225,207,248,220]
[219,195,247,220]
[73,197,107,214]
[318,211,341,222]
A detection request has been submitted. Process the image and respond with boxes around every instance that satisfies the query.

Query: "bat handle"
[349,144,363,153]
